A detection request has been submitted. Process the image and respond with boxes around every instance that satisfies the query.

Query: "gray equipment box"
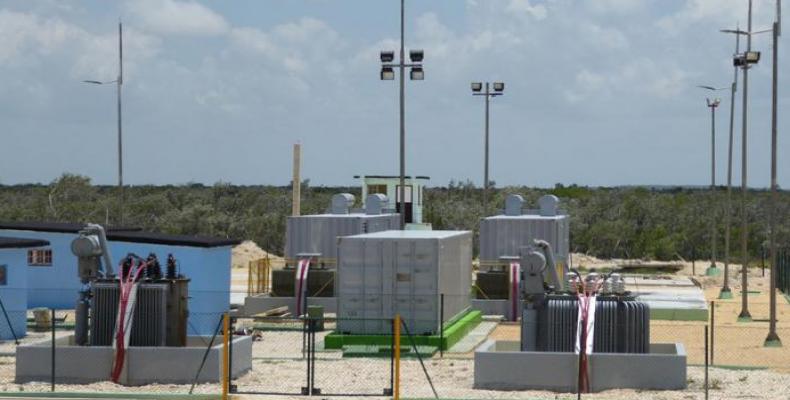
[479,195,570,271]
[285,214,400,265]
[336,230,473,335]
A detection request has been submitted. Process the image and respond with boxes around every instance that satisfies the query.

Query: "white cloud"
[506,0,548,21]
[0,9,159,79]
[125,0,229,36]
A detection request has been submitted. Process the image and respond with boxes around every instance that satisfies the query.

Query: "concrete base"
[718,289,733,299]
[474,340,687,392]
[16,335,251,385]
[471,299,520,321]
[242,294,337,316]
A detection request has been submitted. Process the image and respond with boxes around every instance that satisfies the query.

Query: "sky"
[0,0,787,188]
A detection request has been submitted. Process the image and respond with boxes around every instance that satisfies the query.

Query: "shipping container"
[336,230,473,335]
[284,213,400,265]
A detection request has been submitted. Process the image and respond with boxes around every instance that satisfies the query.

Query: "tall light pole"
[712,26,742,300]
[84,21,124,225]
[471,81,505,208]
[705,96,721,276]
[722,0,766,321]
[380,0,424,229]
[722,32,768,309]
[765,0,782,347]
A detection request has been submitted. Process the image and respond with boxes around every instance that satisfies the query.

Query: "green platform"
[324,310,482,351]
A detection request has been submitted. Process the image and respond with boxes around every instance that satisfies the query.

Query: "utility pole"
[117,21,124,225]
[721,26,740,300]
[706,98,721,277]
[738,0,753,322]
[471,82,505,209]
[292,143,301,217]
[764,0,782,347]
[398,0,406,230]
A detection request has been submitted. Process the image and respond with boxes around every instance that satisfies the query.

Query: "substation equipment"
[474,194,569,319]
[72,224,190,347]
[335,230,473,335]
[264,193,399,315]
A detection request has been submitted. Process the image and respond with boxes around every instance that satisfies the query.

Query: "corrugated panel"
[537,297,649,354]
[285,214,399,263]
[90,282,168,347]
[479,215,570,267]
[337,231,472,335]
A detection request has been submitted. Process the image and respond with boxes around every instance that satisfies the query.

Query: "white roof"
[345,230,470,239]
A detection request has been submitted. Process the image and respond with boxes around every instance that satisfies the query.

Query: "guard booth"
[355,175,430,229]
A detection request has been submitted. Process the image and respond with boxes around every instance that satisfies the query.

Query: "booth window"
[0,265,6,285]
[28,249,52,266]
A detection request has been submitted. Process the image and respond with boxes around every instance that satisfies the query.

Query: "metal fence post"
[228,315,235,394]
[704,325,709,400]
[221,313,229,400]
[386,318,395,396]
[709,301,715,366]
[440,293,445,357]
[394,314,401,400]
[51,308,55,392]
[0,298,19,345]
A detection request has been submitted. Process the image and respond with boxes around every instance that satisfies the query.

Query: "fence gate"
[229,316,310,396]
[310,317,394,397]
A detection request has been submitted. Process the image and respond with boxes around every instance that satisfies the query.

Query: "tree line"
[1,173,787,263]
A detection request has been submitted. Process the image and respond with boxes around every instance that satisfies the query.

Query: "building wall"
[108,242,231,335]
[0,249,28,339]
[360,177,427,224]
[0,229,232,335]
[0,230,77,309]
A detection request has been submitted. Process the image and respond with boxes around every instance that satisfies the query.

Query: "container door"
[393,239,437,335]
[337,239,364,334]
[362,240,386,334]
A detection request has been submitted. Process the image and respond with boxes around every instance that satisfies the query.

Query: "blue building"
[0,236,50,340]
[0,222,239,335]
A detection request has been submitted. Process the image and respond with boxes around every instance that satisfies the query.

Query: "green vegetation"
[1,174,788,262]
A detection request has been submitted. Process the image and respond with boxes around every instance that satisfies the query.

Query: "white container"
[336,230,472,335]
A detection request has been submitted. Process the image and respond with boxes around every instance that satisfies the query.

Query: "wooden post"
[292,143,301,216]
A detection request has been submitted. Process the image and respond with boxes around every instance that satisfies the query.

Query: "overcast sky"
[0,0,787,188]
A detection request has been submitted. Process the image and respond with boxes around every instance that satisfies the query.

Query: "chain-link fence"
[779,248,790,295]
[228,315,394,397]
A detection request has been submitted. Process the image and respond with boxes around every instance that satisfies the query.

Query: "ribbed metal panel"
[535,297,649,354]
[90,282,168,347]
[336,230,473,335]
[284,214,400,263]
[479,214,570,268]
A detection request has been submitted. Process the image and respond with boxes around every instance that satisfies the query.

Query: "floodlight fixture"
[493,82,505,92]
[381,66,395,80]
[744,51,761,63]
[380,51,395,63]
[471,82,483,92]
[706,98,721,107]
[409,66,424,80]
[409,49,424,62]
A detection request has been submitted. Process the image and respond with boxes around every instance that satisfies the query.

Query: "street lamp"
[83,21,124,225]
[720,24,771,314]
[471,81,505,208]
[379,0,424,229]
[697,89,725,277]
[720,0,764,322]
[765,0,782,348]
[711,24,744,301]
